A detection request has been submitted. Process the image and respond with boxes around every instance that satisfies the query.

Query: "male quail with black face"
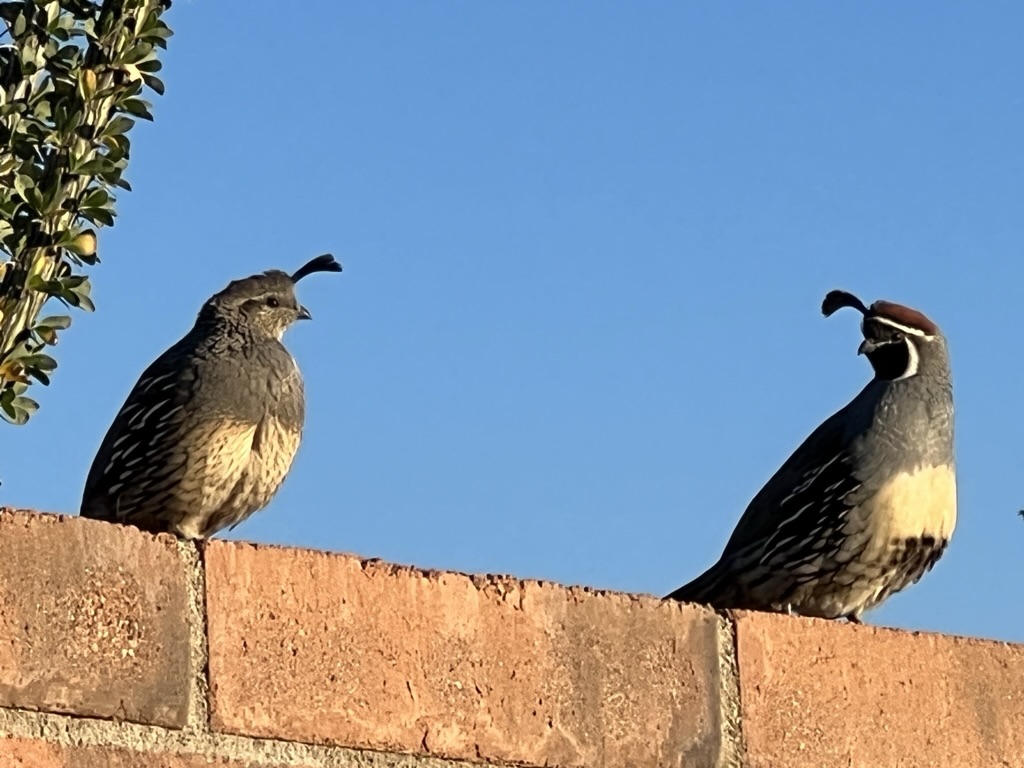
[81,254,342,540]
[666,290,956,621]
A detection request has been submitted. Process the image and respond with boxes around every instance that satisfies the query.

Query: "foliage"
[0,0,170,425]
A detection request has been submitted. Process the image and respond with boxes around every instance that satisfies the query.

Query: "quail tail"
[664,561,742,607]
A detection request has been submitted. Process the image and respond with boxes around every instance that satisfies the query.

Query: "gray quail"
[80,254,342,539]
[666,290,956,621]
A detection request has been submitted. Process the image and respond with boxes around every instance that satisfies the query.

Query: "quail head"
[81,254,342,540]
[666,290,956,621]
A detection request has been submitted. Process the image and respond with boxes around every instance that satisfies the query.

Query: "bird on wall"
[80,254,342,540]
[666,290,956,622]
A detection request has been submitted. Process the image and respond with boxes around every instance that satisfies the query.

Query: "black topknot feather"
[822,289,870,318]
[291,253,342,283]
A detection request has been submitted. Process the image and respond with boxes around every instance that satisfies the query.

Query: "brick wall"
[0,508,1020,768]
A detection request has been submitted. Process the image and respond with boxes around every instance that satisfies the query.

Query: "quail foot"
[666,290,956,621]
[81,254,342,540]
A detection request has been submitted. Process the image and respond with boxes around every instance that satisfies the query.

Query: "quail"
[666,290,956,621]
[80,254,342,540]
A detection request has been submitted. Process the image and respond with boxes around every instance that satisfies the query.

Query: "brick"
[0,739,296,767]
[206,541,729,767]
[0,509,190,727]
[0,737,482,767]
[735,611,1024,768]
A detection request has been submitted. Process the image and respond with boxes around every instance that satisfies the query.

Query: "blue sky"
[6,3,1024,642]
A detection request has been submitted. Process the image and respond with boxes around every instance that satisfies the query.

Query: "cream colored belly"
[860,463,957,556]
[245,415,301,507]
[182,416,299,528]
[187,421,259,513]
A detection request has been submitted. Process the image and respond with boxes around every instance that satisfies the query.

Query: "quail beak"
[297,305,312,321]
[857,339,877,355]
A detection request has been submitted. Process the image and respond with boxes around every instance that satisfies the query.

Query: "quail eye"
[266,296,280,308]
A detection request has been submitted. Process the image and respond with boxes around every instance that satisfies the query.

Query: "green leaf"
[34,313,72,344]
[122,42,154,65]
[0,398,19,422]
[143,74,165,95]
[13,174,34,200]
[20,353,57,371]
[0,394,39,424]
[24,184,44,212]
[78,68,97,100]
[81,207,114,227]
[120,97,153,120]
[67,277,95,311]
[103,114,135,137]
[73,157,116,176]
[44,1,60,28]
[20,352,57,384]
[36,314,72,330]
[81,188,109,209]
[64,229,97,257]
[12,395,38,415]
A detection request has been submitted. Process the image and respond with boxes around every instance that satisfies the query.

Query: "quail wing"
[668,407,865,603]
[81,341,205,527]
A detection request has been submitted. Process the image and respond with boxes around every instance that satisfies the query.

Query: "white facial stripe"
[871,316,935,338]
[894,338,920,380]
